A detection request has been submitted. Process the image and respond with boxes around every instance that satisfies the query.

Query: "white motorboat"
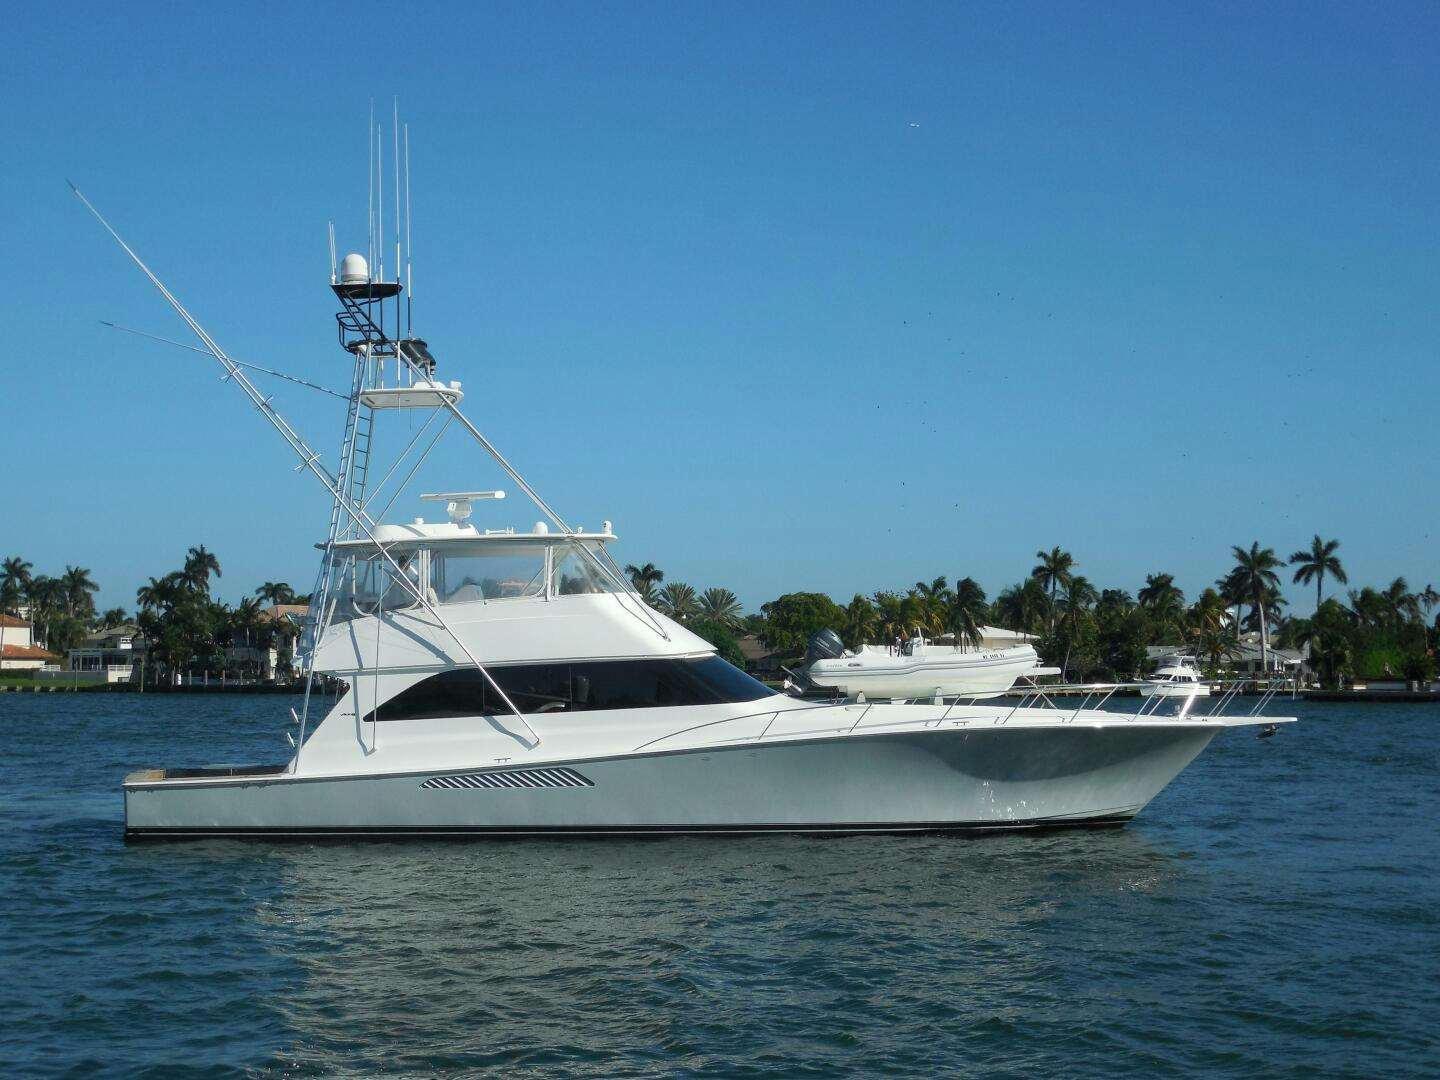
[801,630,1058,700]
[72,148,1292,839]
[1140,655,1211,700]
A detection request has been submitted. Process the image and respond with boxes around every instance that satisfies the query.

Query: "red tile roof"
[1,643,59,660]
[0,613,30,629]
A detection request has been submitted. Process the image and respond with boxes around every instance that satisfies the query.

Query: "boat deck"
[126,764,287,783]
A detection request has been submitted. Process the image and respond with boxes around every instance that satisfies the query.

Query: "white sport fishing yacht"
[74,142,1292,839]
[801,629,1058,700]
[1140,655,1211,700]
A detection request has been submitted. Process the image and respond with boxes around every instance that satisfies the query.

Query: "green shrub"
[1400,651,1436,683]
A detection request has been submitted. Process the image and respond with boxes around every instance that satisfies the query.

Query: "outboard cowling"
[806,628,847,666]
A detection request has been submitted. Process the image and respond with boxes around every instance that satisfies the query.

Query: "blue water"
[1,695,1436,1077]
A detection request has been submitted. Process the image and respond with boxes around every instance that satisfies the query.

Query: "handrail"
[631,699,855,752]
[629,676,1295,755]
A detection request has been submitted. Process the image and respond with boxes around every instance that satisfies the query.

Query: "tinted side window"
[372,668,485,722]
[370,656,773,721]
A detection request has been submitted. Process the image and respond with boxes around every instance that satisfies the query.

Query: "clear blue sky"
[2,2,1436,616]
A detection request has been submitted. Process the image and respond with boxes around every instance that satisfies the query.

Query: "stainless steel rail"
[631,678,1294,753]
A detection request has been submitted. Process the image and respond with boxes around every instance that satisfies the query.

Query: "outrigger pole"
[70,183,543,751]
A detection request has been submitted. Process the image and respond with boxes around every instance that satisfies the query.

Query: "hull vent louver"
[420,767,594,791]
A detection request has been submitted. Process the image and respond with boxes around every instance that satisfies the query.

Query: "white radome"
[340,252,369,284]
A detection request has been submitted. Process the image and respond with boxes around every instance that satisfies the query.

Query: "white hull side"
[124,724,1219,838]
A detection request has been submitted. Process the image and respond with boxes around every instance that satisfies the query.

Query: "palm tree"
[1137,572,1186,639]
[908,576,950,638]
[1216,568,1247,640]
[1381,577,1419,628]
[98,607,129,629]
[256,581,297,606]
[872,591,910,642]
[698,587,743,628]
[655,582,699,621]
[136,576,169,613]
[1187,587,1229,637]
[1138,573,1185,615]
[183,545,222,594]
[1418,584,1439,649]
[947,577,988,650]
[912,577,949,602]
[994,578,1049,636]
[1055,575,1098,677]
[1347,586,1385,629]
[24,575,67,648]
[1420,584,1440,621]
[623,562,664,603]
[0,555,35,659]
[60,565,100,619]
[1031,547,1075,632]
[1195,627,1240,673]
[1289,535,1347,614]
[843,594,878,649]
[228,597,266,676]
[1064,575,1099,611]
[1229,542,1283,673]
[1096,589,1134,620]
[1,556,33,613]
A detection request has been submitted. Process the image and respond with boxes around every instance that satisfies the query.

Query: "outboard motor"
[785,629,848,698]
[807,628,847,666]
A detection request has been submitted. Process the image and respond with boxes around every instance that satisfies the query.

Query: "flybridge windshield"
[331,539,619,620]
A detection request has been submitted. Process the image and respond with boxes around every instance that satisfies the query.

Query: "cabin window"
[551,543,612,595]
[431,542,548,603]
[332,552,424,622]
[368,655,776,721]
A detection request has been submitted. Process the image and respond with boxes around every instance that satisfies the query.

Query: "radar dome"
[340,253,369,284]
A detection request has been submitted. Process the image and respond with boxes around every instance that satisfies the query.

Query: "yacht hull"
[124,724,1219,839]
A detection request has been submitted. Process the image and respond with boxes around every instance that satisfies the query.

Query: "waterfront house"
[934,625,1039,649]
[33,623,148,685]
[224,604,308,682]
[0,613,60,671]
[738,635,785,678]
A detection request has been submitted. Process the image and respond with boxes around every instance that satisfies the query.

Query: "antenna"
[327,221,337,284]
[376,120,384,284]
[404,121,413,334]
[367,101,375,280]
[393,98,401,299]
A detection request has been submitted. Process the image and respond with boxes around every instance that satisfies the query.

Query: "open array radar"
[73,115,1295,838]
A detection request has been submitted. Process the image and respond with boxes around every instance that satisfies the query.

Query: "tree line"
[1,548,309,682]
[627,536,1438,688]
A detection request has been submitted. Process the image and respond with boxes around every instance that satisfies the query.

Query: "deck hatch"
[420,767,594,791]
